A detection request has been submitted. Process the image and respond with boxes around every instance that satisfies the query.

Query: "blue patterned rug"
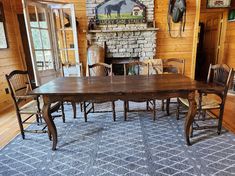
[1,101,235,176]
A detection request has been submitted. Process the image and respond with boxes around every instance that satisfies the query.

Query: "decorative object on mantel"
[167,0,186,38]
[0,2,8,49]
[88,18,96,30]
[207,0,231,8]
[95,0,146,25]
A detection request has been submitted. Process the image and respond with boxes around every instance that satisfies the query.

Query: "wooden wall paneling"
[0,0,26,112]
[155,0,197,78]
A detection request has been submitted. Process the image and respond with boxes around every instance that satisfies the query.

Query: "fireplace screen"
[95,0,146,25]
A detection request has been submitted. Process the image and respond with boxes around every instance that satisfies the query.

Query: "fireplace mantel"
[86,27,159,33]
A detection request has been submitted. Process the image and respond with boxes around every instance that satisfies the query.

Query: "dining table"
[29,74,224,150]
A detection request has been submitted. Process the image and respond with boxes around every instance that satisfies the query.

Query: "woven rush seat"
[179,95,221,110]
[19,98,60,114]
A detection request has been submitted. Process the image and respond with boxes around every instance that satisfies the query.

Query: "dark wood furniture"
[86,63,116,121]
[30,74,224,150]
[6,70,65,139]
[162,58,185,115]
[177,64,233,136]
[123,61,156,120]
[62,62,83,118]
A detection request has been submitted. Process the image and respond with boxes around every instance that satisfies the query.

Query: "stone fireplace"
[86,0,158,63]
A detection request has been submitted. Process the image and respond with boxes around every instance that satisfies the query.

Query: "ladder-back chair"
[85,63,116,121]
[162,58,185,115]
[5,70,65,139]
[177,64,233,136]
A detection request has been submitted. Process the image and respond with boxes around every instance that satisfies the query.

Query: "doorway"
[195,12,223,81]
[22,0,80,85]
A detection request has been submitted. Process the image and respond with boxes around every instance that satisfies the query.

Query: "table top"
[30,74,224,96]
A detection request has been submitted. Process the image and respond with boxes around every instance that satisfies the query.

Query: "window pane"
[37,7,48,28]
[32,29,42,49]
[35,51,44,70]
[29,6,38,28]
[41,30,51,49]
[63,9,72,29]
[65,30,74,49]
[67,50,76,64]
[44,51,54,69]
[57,31,64,49]
[59,50,67,64]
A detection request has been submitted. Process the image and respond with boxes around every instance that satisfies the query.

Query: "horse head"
[122,0,127,5]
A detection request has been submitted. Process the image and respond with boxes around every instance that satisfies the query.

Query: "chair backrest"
[62,62,83,77]
[5,70,32,106]
[162,58,185,74]
[88,62,112,77]
[148,59,163,75]
[207,64,233,101]
[124,61,149,75]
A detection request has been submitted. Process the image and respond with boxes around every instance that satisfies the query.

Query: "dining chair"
[177,64,233,136]
[123,61,157,120]
[85,62,116,121]
[5,70,65,139]
[162,58,185,115]
[62,62,83,118]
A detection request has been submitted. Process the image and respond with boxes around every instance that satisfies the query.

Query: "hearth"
[106,57,139,75]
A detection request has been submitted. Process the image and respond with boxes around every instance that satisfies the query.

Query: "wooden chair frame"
[5,70,65,139]
[123,61,157,120]
[162,58,185,115]
[177,64,233,136]
[85,63,116,121]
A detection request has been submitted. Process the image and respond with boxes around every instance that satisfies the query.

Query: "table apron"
[42,90,191,104]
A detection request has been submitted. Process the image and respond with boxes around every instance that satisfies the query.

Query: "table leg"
[43,101,58,150]
[184,91,197,146]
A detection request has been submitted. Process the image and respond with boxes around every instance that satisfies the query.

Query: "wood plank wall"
[0,0,25,112]
[155,0,196,77]
[224,1,235,68]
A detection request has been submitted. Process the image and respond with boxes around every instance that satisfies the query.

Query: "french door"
[22,0,80,85]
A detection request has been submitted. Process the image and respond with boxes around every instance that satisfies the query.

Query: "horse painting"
[105,0,127,18]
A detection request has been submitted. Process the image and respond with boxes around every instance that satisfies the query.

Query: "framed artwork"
[95,0,146,25]
[207,0,231,8]
[0,2,8,49]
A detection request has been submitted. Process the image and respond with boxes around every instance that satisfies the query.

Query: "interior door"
[50,4,81,76]
[199,12,223,80]
[22,0,80,85]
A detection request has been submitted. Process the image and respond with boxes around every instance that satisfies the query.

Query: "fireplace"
[86,0,158,68]
[106,57,139,75]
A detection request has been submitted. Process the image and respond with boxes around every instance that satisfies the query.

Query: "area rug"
[0,101,235,176]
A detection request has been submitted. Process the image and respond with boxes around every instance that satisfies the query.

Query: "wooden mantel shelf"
[85,27,159,33]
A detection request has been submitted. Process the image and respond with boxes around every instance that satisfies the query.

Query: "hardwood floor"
[0,96,235,149]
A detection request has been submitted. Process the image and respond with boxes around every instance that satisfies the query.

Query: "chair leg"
[176,98,180,120]
[61,102,65,123]
[92,103,95,112]
[166,98,170,116]
[16,111,25,139]
[80,103,83,112]
[112,101,116,121]
[146,101,149,110]
[153,100,156,121]
[161,100,164,111]
[124,101,127,121]
[127,101,129,112]
[217,105,225,135]
[71,102,76,119]
[36,114,40,125]
[83,102,87,122]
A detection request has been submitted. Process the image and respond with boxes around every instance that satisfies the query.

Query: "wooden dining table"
[30,74,224,150]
